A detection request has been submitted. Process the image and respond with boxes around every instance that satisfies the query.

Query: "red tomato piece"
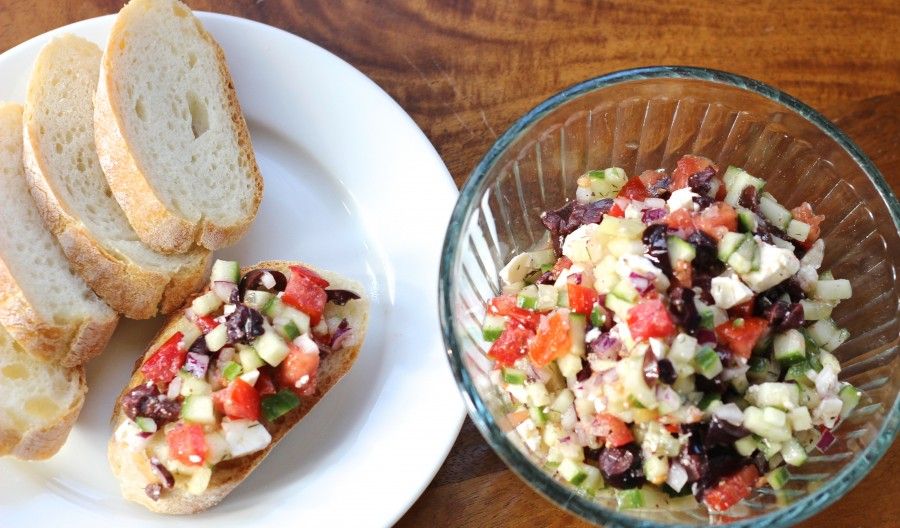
[255,369,277,397]
[213,378,261,421]
[593,413,635,447]
[671,155,716,191]
[140,332,186,384]
[607,203,625,218]
[528,310,572,367]
[552,256,573,275]
[704,465,760,512]
[487,324,533,367]
[715,317,768,360]
[638,169,668,193]
[694,202,738,241]
[283,266,328,325]
[665,208,694,232]
[627,299,676,340]
[195,315,218,333]
[277,343,320,396]
[289,265,330,289]
[791,202,825,248]
[617,177,649,201]
[166,423,208,466]
[487,294,541,331]
[664,423,682,434]
[567,280,598,316]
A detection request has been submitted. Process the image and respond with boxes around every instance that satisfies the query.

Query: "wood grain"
[1,1,897,526]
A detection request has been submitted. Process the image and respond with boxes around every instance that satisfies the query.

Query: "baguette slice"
[23,35,212,320]
[0,103,118,366]
[95,0,263,254]
[109,261,368,514]
[0,324,86,460]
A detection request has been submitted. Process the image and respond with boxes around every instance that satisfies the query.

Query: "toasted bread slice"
[0,323,86,460]
[94,0,263,254]
[0,103,118,366]
[109,261,368,513]
[23,35,212,320]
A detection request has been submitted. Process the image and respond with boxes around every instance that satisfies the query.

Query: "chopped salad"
[483,155,860,513]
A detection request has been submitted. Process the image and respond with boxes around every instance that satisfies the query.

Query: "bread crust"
[0,366,87,460]
[109,260,368,513]
[23,100,212,319]
[94,0,263,255]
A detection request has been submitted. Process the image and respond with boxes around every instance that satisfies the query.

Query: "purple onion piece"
[817,428,836,452]
[145,483,162,501]
[697,329,718,345]
[331,319,353,351]
[326,289,361,305]
[212,281,237,303]
[184,352,210,378]
[641,207,667,224]
[629,272,654,295]
[589,333,621,360]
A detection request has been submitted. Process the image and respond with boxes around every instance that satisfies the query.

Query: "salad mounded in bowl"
[482,155,861,513]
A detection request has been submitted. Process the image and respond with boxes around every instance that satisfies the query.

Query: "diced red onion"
[713,403,744,426]
[213,281,237,303]
[166,375,182,400]
[721,363,749,382]
[589,333,621,361]
[568,272,583,285]
[629,272,654,294]
[641,208,667,224]
[331,319,353,351]
[655,384,681,412]
[184,352,210,378]
[666,462,688,492]
[138,431,153,439]
[817,428,836,452]
[697,329,717,345]
[600,368,619,384]
[573,421,593,446]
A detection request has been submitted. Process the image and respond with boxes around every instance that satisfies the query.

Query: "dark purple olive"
[121,383,180,426]
[598,443,646,489]
[648,173,673,197]
[145,483,162,501]
[657,358,677,384]
[239,269,287,299]
[704,416,751,447]
[188,335,209,356]
[642,350,659,387]
[696,450,751,497]
[225,304,265,344]
[693,194,714,210]
[643,224,673,278]
[688,166,716,196]
[668,286,700,334]
[751,450,769,475]
[738,186,760,212]
[149,457,175,489]
[576,357,592,382]
[326,289,361,305]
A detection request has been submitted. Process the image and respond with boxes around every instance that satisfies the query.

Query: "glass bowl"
[439,66,899,527]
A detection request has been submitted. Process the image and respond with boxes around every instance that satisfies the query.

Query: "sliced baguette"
[0,324,86,460]
[95,0,263,254]
[109,261,368,514]
[0,102,118,366]
[23,35,212,320]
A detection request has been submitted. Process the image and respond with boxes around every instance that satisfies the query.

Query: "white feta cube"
[741,242,800,292]
[710,270,754,309]
[666,187,698,213]
[562,224,605,264]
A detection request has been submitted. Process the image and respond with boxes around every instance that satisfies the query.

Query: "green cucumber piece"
[556,288,570,308]
[784,361,814,387]
[243,290,275,311]
[774,329,806,365]
[743,406,792,442]
[535,284,559,311]
[569,313,586,357]
[748,356,779,384]
[557,353,583,378]
[278,305,311,337]
[262,296,284,318]
[694,346,723,379]
[211,259,240,283]
[179,371,212,396]
[767,466,790,490]
[204,324,228,352]
[698,392,721,411]
[604,293,635,320]
[223,361,243,382]
[482,314,507,342]
[723,166,743,189]
[838,384,862,419]
[550,389,575,413]
[516,284,539,310]
[727,237,757,275]
[730,373,750,394]
[724,168,766,206]
[667,236,696,268]
[529,405,548,426]
[757,437,783,459]
[261,389,300,421]
[748,382,800,410]
[736,207,758,232]
[502,367,527,385]
[191,291,223,317]
[799,299,833,321]
[759,193,792,230]
[717,232,747,262]
[254,330,290,366]
[590,305,607,327]
[280,320,301,341]
[616,488,645,510]
[735,435,757,456]
[587,167,628,199]
[786,219,811,242]
[134,416,157,433]
[781,438,807,466]
[237,344,266,372]
[180,394,215,424]
[558,458,588,486]
[526,382,551,407]
[611,279,639,303]
[812,279,852,301]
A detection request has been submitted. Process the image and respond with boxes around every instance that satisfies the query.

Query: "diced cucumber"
[767,466,790,490]
[718,232,747,262]
[529,405,548,426]
[743,406,792,442]
[590,305,607,327]
[261,389,301,422]
[611,279,639,303]
[751,241,762,271]
[735,435,757,456]
[569,314,586,357]
[838,384,862,419]
[550,389,575,413]
[204,324,228,352]
[748,356,780,384]
[579,464,604,493]
[808,319,849,351]
[736,207,759,232]
[698,392,721,411]
[278,306,311,336]
[723,166,743,189]
[781,439,808,466]
[262,296,284,318]
[180,394,215,425]
[643,455,669,486]
[535,284,559,311]
[604,293,634,320]
[788,406,813,431]
[587,167,628,199]
[819,269,834,280]
[812,279,852,301]
[179,372,212,397]
[557,353,583,378]
[135,416,157,433]
[191,291,223,317]
[502,367,527,385]
[730,373,750,394]
[724,168,765,207]
[279,320,301,341]
[616,489,645,510]
[759,193,792,230]
[774,329,806,364]
[669,333,698,362]
[242,290,274,311]
[728,237,758,275]
[187,466,212,495]
[211,259,240,283]
[598,216,646,239]
[800,299,833,321]
[254,330,290,366]
[786,219,811,242]
[757,437,783,459]
[784,361,814,387]
[223,361,242,382]
[558,458,589,486]
[529,249,557,270]
[617,355,657,409]
[667,236,696,267]
[694,346,723,379]
[526,382,551,407]
[516,284,539,310]
[556,287,570,308]
[747,382,800,410]
[771,235,795,251]
[482,314,506,342]
[237,344,266,372]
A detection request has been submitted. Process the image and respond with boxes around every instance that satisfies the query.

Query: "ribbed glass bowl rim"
[439,66,900,528]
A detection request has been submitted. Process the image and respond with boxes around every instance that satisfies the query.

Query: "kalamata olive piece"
[239,269,287,299]
[149,457,175,489]
[704,416,750,447]
[121,382,180,426]
[657,358,677,385]
[326,289,361,305]
[225,304,265,344]
[598,443,646,489]
[145,483,162,501]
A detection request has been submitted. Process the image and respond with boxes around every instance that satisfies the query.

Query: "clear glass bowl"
[439,66,899,527]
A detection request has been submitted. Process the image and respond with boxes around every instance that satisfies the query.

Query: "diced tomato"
[715,317,768,360]
[673,260,692,288]
[638,169,668,194]
[791,202,825,248]
[140,332,186,384]
[728,300,755,319]
[694,202,738,241]
[166,423,208,466]
[551,256,573,275]
[487,294,541,331]
[617,178,649,201]
[283,265,328,325]
[487,324,533,367]
[704,465,760,512]
[255,369,277,397]
[627,299,676,340]
[277,343,320,396]
[528,310,572,367]
[212,378,261,421]
[195,315,218,333]
[664,423,682,434]
[567,280,598,316]
[665,208,694,232]
[607,203,625,218]
[593,413,635,448]
[671,155,715,191]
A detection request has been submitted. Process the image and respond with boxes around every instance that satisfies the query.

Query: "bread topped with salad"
[483,155,860,513]
[109,260,367,513]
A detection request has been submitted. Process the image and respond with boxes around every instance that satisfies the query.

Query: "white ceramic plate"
[0,13,464,526]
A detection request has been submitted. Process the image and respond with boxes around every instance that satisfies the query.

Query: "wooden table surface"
[2,1,897,526]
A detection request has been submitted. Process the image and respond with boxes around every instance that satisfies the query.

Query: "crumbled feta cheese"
[555,263,587,289]
[114,420,150,452]
[741,242,800,292]
[584,327,601,344]
[562,224,604,264]
[624,202,644,220]
[222,419,273,458]
[793,265,818,293]
[223,304,236,316]
[710,270,754,309]
[649,337,668,359]
[616,254,670,291]
[667,187,698,212]
[800,239,825,269]
[499,252,533,285]
[814,397,843,429]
